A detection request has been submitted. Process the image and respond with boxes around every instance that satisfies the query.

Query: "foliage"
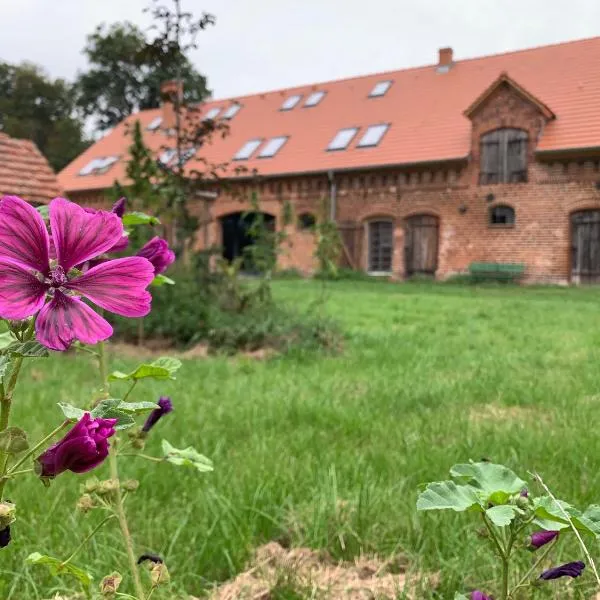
[314,215,343,279]
[0,61,88,171]
[75,21,211,130]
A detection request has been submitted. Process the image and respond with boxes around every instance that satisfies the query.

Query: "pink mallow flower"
[137,236,176,275]
[0,195,154,351]
[36,413,117,478]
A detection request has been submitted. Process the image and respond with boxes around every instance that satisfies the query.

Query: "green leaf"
[7,341,48,358]
[161,440,213,473]
[486,505,519,527]
[0,427,29,454]
[91,399,135,430]
[122,211,160,226]
[454,594,470,600]
[26,552,93,587]
[117,401,159,414]
[108,357,182,382]
[416,480,481,512]
[58,402,86,421]
[151,274,175,287]
[450,462,526,505]
[533,496,600,537]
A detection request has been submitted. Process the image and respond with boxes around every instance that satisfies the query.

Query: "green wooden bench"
[468,262,526,283]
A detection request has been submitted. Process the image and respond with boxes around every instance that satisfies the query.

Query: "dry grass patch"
[468,403,543,426]
[207,542,437,600]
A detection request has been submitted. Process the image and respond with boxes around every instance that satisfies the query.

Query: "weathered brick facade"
[187,80,600,284]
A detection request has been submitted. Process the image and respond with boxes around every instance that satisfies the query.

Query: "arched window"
[480,129,528,184]
[297,212,316,230]
[489,205,515,226]
[367,220,393,273]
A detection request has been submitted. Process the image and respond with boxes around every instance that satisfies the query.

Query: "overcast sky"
[1,0,599,101]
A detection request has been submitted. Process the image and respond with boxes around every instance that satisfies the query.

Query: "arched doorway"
[571,210,600,283]
[220,211,276,272]
[404,214,439,277]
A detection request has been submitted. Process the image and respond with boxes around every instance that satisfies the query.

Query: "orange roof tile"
[59,35,600,193]
[0,133,62,202]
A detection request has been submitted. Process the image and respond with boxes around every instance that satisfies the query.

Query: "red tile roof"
[59,35,600,193]
[0,133,61,203]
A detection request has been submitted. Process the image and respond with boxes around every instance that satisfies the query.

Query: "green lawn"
[4,280,600,598]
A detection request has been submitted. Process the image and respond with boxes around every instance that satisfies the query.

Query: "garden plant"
[0,194,212,599]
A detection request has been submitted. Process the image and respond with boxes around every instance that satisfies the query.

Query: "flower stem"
[509,539,558,597]
[98,341,145,600]
[481,513,506,559]
[61,514,116,566]
[122,380,138,402]
[119,453,163,463]
[6,420,69,476]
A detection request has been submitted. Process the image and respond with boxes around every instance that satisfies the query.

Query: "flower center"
[49,266,68,288]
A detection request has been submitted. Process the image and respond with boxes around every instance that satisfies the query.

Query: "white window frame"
[369,80,392,98]
[258,136,288,158]
[203,107,221,120]
[327,127,359,151]
[233,138,262,160]
[280,94,302,111]
[357,123,390,148]
[222,104,241,120]
[304,91,326,107]
[146,116,163,131]
[367,219,394,275]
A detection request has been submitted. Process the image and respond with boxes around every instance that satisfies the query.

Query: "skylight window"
[304,91,326,107]
[258,136,288,158]
[233,139,262,160]
[78,156,118,176]
[369,80,392,97]
[280,95,302,111]
[222,104,241,120]
[159,149,177,165]
[327,127,359,151]
[203,107,221,120]
[146,116,163,131]
[357,124,389,148]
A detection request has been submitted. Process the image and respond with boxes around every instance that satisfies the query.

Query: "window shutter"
[480,131,501,184]
[506,130,528,183]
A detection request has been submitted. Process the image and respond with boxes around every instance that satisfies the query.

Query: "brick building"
[58,37,600,283]
[0,132,61,204]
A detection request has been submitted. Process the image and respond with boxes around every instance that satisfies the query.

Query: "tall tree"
[0,62,88,172]
[76,21,211,130]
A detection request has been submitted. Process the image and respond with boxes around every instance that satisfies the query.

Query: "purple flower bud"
[112,197,127,218]
[529,530,559,550]
[520,488,528,497]
[0,525,10,548]
[36,413,117,478]
[540,561,585,580]
[471,591,492,600]
[142,397,173,433]
[137,237,175,275]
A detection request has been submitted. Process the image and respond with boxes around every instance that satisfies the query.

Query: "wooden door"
[571,211,600,283]
[404,215,439,276]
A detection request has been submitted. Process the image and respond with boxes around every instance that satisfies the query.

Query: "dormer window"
[480,128,528,184]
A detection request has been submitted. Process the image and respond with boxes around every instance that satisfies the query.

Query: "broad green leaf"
[122,211,160,226]
[533,496,600,537]
[91,399,135,430]
[416,481,481,512]
[108,357,181,382]
[454,594,469,600]
[58,402,86,421]
[161,440,213,473]
[0,427,28,454]
[26,552,93,587]
[118,401,159,414]
[450,462,526,505]
[0,332,14,351]
[486,505,519,527]
[151,274,175,287]
[7,341,48,358]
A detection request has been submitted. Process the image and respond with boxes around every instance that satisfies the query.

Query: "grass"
[3,280,600,598]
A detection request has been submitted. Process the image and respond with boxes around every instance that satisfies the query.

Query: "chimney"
[160,80,183,130]
[437,47,454,72]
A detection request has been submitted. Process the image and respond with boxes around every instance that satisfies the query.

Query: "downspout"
[327,170,336,222]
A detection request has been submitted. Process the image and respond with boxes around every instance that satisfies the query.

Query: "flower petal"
[0,257,47,319]
[49,197,123,272]
[35,290,113,351]
[67,257,154,317]
[0,195,49,274]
